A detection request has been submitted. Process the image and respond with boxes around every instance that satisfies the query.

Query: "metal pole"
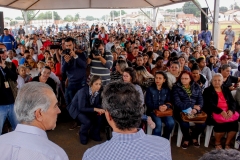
[23,10,28,35]
[192,0,212,23]
[212,0,220,49]
[152,7,157,30]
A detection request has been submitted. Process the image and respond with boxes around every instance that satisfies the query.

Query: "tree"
[74,13,80,21]
[110,10,127,17]
[26,11,36,21]
[219,6,228,13]
[4,17,12,20]
[15,16,24,20]
[166,8,183,12]
[10,21,18,26]
[182,0,201,17]
[230,2,240,10]
[54,11,61,20]
[64,15,74,22]
[85,16,95,21]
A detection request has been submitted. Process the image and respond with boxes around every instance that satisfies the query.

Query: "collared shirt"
[83,129,172,160]
[89,87,99,105]
[0,124,68,160]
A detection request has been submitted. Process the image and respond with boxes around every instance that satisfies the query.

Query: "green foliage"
[64,15,74,22]
[36,11,61,20]
[74,13,80,21]
[4,17,12,20]
[26,11,36,21]
[219,6,228,13]
[85,16,95,21]
[166,8,183,12]
[182,0,201,17]
[110,10,127,17]
[10,21,18,26]
[230,2,240,10]
[15,16,23,20]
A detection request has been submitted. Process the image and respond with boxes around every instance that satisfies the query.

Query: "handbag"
[181,111,207,124]
[154,108,173,117]
[212,112,239,123]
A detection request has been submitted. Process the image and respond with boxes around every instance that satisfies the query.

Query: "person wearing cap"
[229,42,240,63]
[222,25,235,50]
[0,28,16,51]
[219,55,238,69]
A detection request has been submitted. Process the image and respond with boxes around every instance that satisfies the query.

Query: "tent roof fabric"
[0,0,190,10]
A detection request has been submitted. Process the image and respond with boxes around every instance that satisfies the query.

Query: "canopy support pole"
[140,7,159,29]
[212,0,220,49]
[192,0,212,23]
[22,10,28,35]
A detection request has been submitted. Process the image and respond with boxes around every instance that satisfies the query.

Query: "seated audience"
[83,81,172,160]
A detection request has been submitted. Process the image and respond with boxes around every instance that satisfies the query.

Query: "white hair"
[14,82,53,123]
[211,73,223,83]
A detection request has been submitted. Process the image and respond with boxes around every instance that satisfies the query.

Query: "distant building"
[224,10,240,21]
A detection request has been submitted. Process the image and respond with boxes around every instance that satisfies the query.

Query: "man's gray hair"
[14,82,53,123]
[199,149,240,160]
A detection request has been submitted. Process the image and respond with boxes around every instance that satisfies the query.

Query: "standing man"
[230,41,240,63]
[222,25,235,50]
[0,82,68,160]
[18,25,25,36]
[61,37,87,105]
[0,43,18,135]
[0,28,16,51]
[83,81,172,160]
[88,40,113,86]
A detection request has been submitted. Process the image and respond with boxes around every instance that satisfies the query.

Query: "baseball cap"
[220,55,228,61]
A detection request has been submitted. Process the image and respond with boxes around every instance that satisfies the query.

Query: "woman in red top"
[203,73,239,149]
[46,57,61,80]
[98,27,108,44]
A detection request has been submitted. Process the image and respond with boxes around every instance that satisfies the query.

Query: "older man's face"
[41,89,61,130]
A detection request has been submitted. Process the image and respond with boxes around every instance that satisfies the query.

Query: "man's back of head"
[83,81,172,160]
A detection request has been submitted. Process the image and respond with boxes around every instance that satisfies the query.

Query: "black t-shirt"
[32,76,56,94]
[223,75,238,88]
[0,64,17,105]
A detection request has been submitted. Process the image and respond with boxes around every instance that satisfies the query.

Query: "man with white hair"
[0,82,68,160]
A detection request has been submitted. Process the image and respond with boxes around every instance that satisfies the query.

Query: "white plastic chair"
[234,122,240,149]
[204,125,214,147]
[176,121,201,147]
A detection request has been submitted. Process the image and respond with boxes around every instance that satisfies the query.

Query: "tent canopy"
[0,0,191,10]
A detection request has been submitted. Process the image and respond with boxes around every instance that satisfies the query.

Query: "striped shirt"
[83,129,172,160]
[90,52,113,85]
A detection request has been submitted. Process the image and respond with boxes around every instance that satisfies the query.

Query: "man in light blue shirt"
[83,81,172,160]
[0,82,69,160]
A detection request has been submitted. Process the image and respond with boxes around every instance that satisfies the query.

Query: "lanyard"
[0,67,7,81]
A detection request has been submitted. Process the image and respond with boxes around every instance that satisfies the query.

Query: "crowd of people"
[0,21,240,159]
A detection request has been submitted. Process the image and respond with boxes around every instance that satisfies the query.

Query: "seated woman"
[172,71,206,149]
[134,55,151,73]
[166,61,181,89]
[220,64,240,91]
[203,73,239,149]
[110,60,128,81]
[32,66,57,94]
[122,67,155,129]
[24,55,37,69]
[67,75,105,145]
[178,55,191,72]
[145,71,174,139]
[135,66,154,93]
[191,63,207,91]
[46,57,62,81]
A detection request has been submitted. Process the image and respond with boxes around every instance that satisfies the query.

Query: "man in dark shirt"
[0,43,18,135]
[61,37,87,105]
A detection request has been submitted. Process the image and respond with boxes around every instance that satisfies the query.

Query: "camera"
[0,48,5,54]
[65,49,71,55]
[93,50,101,56]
